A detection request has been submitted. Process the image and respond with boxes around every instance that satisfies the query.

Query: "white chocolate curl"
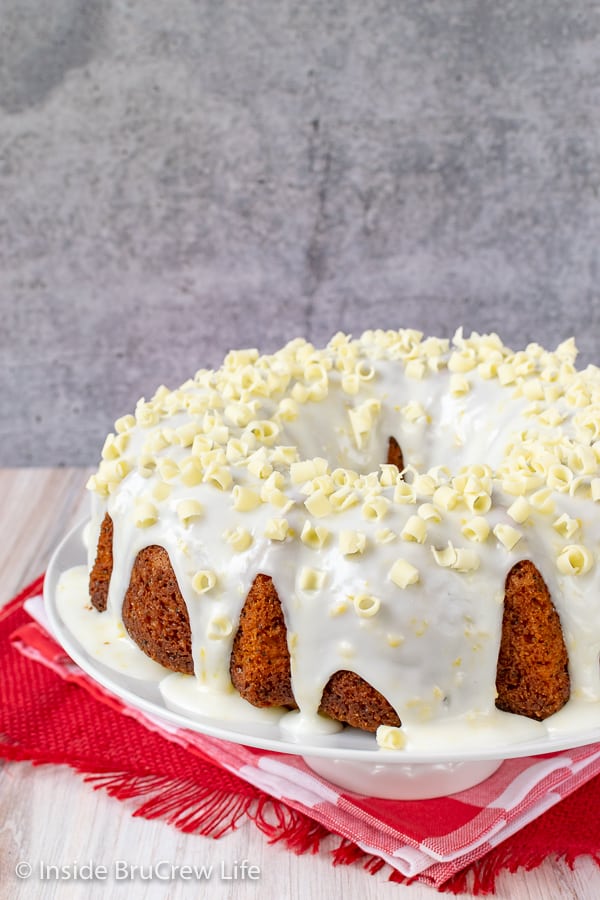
[432,542,479,572]
[133,499,158,528]
[223,526,252,552]
[557,545,594,576]
[400,515,427,544]
[376,725,406,750]
[232,485,261,511]
[389,558,420,588]
[265,518,290,541]
[207,616,233,640]
[493,524,522,550]
[507,496,531,524]
[298,567,326,591]
[348,399,381,449]
[461,517,490,543]
[352,594,381,618]
[304,489,333,518]
[192,570,217,593]
[300,521,329,550]
[177,499,203,526]
[339,530,367,556]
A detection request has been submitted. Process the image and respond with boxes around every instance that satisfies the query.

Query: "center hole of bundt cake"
[387,436,404,471]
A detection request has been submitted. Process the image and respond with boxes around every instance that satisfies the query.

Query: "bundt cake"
[85,329,600,748]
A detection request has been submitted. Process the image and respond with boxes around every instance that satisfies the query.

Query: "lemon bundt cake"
[86,329,600,748]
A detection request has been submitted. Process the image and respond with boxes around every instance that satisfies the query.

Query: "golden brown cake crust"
[230,573,297,708]
[89,513,113,613]
[122,546,194,675]
[320,670,401,731]
[495,559,570,720]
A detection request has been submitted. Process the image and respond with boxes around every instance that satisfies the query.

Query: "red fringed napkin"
[3,576,600,894]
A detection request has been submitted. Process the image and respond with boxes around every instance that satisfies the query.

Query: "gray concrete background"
[1,1,599,465]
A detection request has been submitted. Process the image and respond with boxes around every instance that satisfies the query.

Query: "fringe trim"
[83,770,255,838]
[440,846,600,895]
[250,796,331,855]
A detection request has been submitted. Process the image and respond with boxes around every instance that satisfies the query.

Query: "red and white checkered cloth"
[11,589,600,890]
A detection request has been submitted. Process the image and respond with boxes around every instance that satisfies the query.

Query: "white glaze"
[56,565,166,679]
[80,329,600,749]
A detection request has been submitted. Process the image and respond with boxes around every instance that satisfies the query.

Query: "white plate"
[44,522,600,799]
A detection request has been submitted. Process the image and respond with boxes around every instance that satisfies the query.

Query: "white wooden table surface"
[1,467,599,900]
